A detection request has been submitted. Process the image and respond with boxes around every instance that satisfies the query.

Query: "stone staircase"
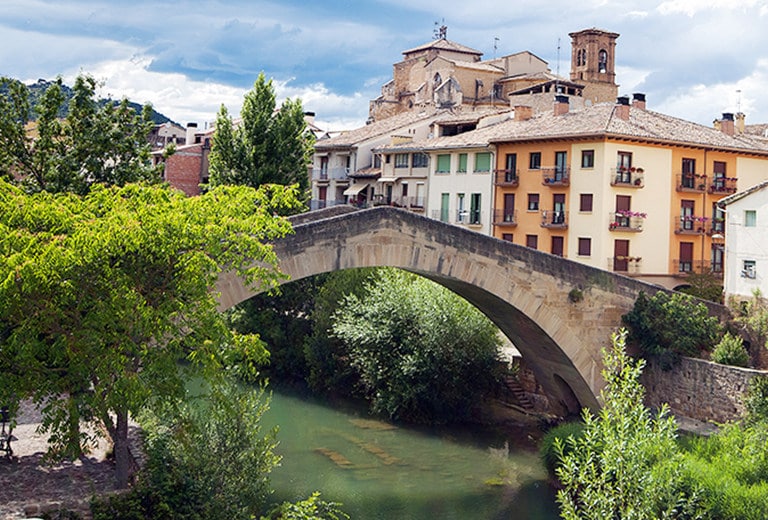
[502,375,535,411]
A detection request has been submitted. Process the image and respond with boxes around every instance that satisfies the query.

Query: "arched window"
[598,49,608,73]
[433,73,442,88]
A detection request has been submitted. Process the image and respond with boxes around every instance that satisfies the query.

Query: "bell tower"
[569,28,619,104]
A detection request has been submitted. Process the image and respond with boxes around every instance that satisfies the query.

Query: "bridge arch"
[216,207,690,414]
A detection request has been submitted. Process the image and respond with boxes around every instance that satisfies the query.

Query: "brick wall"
[642,357,766,423]
[165,147,203,196]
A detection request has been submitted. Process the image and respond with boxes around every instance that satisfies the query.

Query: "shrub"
[621,291,722,369]
[745,375,768,424]
[711,332,750,367]
[260,492,349,520]
[539,421,584,476]
[555,329,706,519]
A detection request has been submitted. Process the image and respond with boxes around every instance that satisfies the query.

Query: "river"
[261,388,560,519]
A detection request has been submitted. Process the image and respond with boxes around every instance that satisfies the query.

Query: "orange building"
[487,96,768,290]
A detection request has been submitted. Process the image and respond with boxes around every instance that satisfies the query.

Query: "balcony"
[540,209,568,229]
[676,173,707,192]
[611,168,645,188]
[608,256,643,274]
[707,219,726,236]
[312,167,350,182]
[493,209,518,226]
[608,211,646,232]
[672,260,724,276]
[708,177,738,195]
[457,210,481,226]
[541,167,570,187]
[494,169,519,187]
[673,215,709,235]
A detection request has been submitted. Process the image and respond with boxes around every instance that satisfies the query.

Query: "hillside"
[1,78,176,125]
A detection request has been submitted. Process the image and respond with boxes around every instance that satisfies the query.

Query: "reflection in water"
[262,389,560,519]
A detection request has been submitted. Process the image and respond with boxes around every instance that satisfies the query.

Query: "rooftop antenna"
[737,89,742,113]
[555,37,561,94]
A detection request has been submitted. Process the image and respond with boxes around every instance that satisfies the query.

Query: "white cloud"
[656,0,768,17]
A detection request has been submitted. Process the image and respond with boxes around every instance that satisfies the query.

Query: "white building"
[719,180,768,301]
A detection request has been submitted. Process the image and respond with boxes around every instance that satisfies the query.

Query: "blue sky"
[2,0,768,131]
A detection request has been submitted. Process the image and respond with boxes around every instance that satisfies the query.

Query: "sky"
[2,0,768,132]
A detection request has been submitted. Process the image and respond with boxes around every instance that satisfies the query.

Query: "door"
[505,153,517,182]
[615,195,631,227]
[681,200,695,231]
[555,151,567,181]
[713,161,726,190]
[617,152,632,183]
[679,242,694,272]
[385,184,393,205]
[711,244,724,273]
[318,186,327,209]
[553,194,566,224]
[503,193,515,222]
[440,193,450,222]
[681,158,696,188]
[613,239,629,271]
[470,193,481,225]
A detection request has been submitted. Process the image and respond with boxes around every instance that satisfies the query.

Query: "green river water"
[262,389,560,519]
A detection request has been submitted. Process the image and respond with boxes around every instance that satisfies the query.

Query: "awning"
[376,177,397,183]
[343,183,369,196]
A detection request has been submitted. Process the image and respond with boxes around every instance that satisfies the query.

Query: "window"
[581,150,594,169]
[598,49,608,73]
[502,233,513,242]
[713,161,727,189]
[529,152,541,170]
[457,193,466,222]
[385,154,391,163]
[469,193,482,224]
[395,153,409,168]
[578,237,591,256]
[373,154,381,168]
[555,151,567,180]
[436,154,451,173]
[527,193,540,211]
[681,158,696,188]
[458,153,468,173]
[412,152,428,168]
[474,152,491,172]
[504,153,517,182]
[743,260,757,279]
[440,193,449,222]
[551,236,564,257]
[617,151,632,171]
[746,210,757,227]
[526,235,538,250]
[580,194,593,212]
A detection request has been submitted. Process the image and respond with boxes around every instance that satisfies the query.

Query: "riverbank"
[0,401,117,520]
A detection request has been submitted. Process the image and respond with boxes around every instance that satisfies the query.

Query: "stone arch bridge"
[216,206,725,415]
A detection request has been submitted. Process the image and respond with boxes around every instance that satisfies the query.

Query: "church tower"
[569,28,619,104]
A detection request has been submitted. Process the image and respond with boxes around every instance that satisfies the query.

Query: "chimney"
[304,111,316,125]
[735,112,746,135]
[514,105,533,121]
[632,93,646,110]
[721,112,735,136]
[615,96,630,121]
[185,122,198,146]
[554,95,570,116]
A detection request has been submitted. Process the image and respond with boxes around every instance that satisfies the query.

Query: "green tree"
[209,73,314,195]
[732,288,768,355]
[331,268,502,424]
[678,271,723,304]
[621,291,722,369]
[0,180,301,487]
[555,329,705,519]
[261,492,349,520]
[0,75,161,194]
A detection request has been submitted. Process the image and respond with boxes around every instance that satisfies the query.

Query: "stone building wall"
[642,356,766,423]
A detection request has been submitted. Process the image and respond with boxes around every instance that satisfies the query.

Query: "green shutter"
[437,154,451,173]
[475,152,491,172]
[458,153,468,172]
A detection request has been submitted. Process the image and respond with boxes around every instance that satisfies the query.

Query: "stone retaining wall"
[641,357,767,423]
